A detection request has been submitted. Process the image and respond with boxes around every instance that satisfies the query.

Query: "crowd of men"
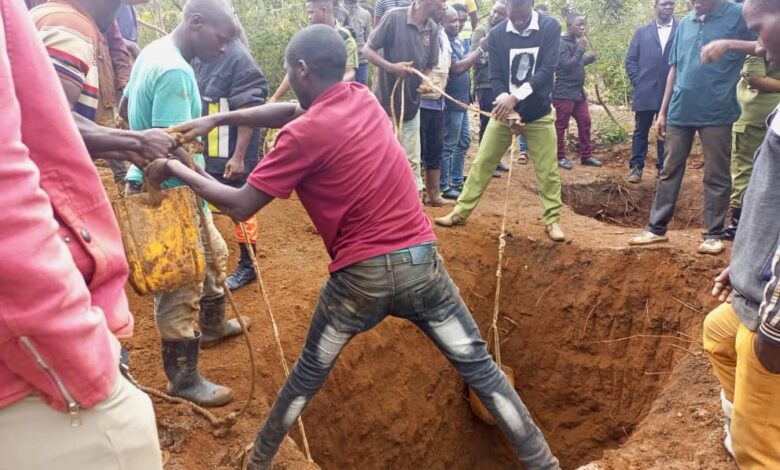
[2,0,780,468]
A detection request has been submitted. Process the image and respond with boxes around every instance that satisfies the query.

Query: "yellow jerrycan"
[112,186,205,295]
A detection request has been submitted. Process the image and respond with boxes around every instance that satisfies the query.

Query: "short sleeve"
[368,10,394,50]
[37,24,94,89]
[246,130,310,199]
[151,69,197,127]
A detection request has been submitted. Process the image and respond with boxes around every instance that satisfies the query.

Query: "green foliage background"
[135,0,691,106]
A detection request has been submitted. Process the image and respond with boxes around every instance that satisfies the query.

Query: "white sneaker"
[546,222,565,242]
[721,390,736,459]
[629,230,669,245]
[698,239,725,255]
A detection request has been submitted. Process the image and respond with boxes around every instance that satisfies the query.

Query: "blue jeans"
[630,110,665,170]
[247,243,560,470]
[356,62,369,86]
[441,109,471,190]
[519,134,528,152]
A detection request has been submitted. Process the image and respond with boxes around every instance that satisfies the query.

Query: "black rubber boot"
[199,295,251,348]
[226,244,257,291]
[161,334,233,407]
[722,207,741,241]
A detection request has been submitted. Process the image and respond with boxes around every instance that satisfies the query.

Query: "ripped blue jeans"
[248,243,559,470]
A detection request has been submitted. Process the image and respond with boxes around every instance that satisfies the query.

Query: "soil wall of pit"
[298,233,721,470]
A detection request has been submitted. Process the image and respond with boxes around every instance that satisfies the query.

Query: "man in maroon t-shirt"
[153,25,559,470]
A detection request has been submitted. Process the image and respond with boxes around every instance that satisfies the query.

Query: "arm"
[373,0,384,26]
[466,0,478,29]
[625,30,640,87]
[119,95,128,121]
[745,75,780,93]
[163,159,273,221]
[106,22,132,91]
[269,75,291,103]
[557,42,586,73]
[364,13,413,78]
[583,54,596,66]
[223,126,253,180]
[73,113,176,166]
[656,65,676,140]
[171,103,305,141]
[526,20,562,94]
[344,37,359,81]
[450,43,485,75]
[755,244,780,373]
[701,39,759,63]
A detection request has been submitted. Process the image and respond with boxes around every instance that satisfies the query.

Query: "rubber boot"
[424,169,454,207]
[199,295,252,348]
[226,244,257,291]
[722,207,741,241]
[161,334,233,407]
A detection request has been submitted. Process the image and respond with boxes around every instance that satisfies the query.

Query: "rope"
[485,132,519,368]
[390,77,406,140]
[238,222,313,462]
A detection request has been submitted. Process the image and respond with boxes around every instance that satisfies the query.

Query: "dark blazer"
[625,19,677,112]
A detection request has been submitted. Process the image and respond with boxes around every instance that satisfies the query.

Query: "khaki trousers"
[0,376,162,470]
[703,303,780,468]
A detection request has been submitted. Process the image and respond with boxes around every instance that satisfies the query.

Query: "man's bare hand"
[145,158,172,188]
[712,266,733,303]
[656,113,667,141]
[478,35,488,51]
[492,93,519,120]
[170,115,219,142]
[390,61,414,78]
[138,128,177,164]
[223,155,245,180]
[701,40,731,64]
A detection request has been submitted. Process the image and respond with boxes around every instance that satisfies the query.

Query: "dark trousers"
[646,125,732,239]
[420,108,445,169]
[356,63,369,86]
[476,87,494,142]
[247,243,560,470]
[553,98,592,160]
[630,110,665,170]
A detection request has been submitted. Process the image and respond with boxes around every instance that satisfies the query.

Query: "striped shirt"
[374,0,410,23]
[31,1,100,121]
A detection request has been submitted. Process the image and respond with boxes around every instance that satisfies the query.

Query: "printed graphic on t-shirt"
[509,47,539,92]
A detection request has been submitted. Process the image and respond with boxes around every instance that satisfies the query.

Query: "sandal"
[517,152,528,165]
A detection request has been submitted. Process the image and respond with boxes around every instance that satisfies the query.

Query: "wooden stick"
[594,334,699,344]
[671,296,703,314]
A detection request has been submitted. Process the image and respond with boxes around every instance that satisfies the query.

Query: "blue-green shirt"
[124,36,204,188]
[667,1,755,127]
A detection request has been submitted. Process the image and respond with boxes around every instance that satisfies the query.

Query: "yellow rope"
[238,222,313,462]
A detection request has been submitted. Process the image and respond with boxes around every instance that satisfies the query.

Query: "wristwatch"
[476,46,485,56]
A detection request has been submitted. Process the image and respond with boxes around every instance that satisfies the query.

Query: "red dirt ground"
[102,113,736,470]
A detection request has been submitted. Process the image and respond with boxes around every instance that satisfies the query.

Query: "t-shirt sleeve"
[37,23,95,90]
[151,69,197,127]
[368,10,393,50]
[246,130,310,199]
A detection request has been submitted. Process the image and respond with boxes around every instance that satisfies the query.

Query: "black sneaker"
[225,264,257,291]
[558,158,573,170]
[581,156,603,167]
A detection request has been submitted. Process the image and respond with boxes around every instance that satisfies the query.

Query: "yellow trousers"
[703,303,780,468]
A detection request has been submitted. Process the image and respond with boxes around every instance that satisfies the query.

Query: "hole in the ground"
[298,235,718,469]
[561,177,704,229]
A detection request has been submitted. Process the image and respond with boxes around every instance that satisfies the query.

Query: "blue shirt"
[124,36,204,188]
[667,0,755,127]
[445,36,470,112]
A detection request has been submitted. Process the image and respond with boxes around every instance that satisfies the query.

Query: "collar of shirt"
[506,10,539,37]
[656,19,673,28]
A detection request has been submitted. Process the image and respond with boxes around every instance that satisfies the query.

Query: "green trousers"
[730,123,766,208]
[454,113,562,225]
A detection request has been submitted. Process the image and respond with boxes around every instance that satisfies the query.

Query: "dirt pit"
[561,177,704,230]
[115,133,732,470]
